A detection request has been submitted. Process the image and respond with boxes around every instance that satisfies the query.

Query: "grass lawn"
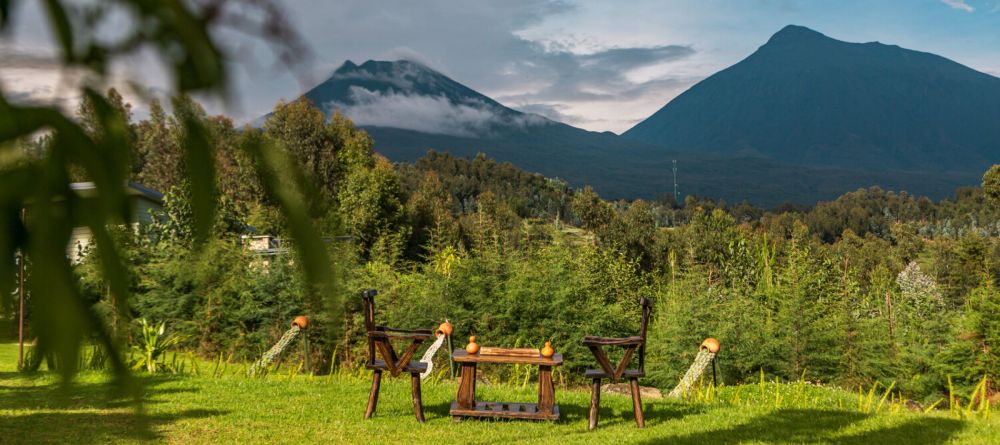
[1,343,996,444]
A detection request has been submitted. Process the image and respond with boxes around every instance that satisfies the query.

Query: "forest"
[9,89,1000,406]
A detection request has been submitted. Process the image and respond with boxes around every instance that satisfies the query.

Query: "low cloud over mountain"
[325,86,547,138]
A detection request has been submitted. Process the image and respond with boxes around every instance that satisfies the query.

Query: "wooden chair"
[582,297,653,429]
[361,289,433,422]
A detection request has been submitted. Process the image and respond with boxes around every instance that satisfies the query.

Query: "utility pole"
[17,208,25,370]
[672,160,679,205]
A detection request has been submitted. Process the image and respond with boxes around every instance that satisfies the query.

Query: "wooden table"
[450,348,563,421]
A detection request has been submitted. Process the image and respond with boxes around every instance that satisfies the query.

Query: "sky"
[2,0,1000,133]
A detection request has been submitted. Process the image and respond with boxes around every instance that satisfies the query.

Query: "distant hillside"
[624,25,1000,175]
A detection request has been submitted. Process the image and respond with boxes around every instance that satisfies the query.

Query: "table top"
[452,348,563,365]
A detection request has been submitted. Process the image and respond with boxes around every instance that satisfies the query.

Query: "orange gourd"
[437,319,454,336]
[540,341,555,358]
[465,336,480,354]
[700,337,721,353]
[291,316,308,330]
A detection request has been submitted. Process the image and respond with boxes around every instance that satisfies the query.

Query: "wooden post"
[302,333,311,373]
[446,334,455,379]
[630,377,645,428]
[538,365,554,414]
[456,362,477,409]
[712,357,718,387]
[588,378,601,430]
[365,370,382,419]
[411,372,425,422]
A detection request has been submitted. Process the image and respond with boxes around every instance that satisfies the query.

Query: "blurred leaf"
[0,0,9,29]
[244,138,336,303]
[181,116,217,245]
[42,0,75,63]
[0,169,32,305]
[141,0,226,92]
[0,0,309,396]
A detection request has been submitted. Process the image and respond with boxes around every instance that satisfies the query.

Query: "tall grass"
[679,368,994,419]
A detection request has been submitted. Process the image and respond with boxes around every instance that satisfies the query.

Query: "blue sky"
[1,0,999,133]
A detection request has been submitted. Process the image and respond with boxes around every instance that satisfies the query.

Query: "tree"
[262,100,376,228]
[571,186,614,233]
[338,156,408,261]
[983,165,1000,208]
[406,170,460,257]
[136,99,182,191]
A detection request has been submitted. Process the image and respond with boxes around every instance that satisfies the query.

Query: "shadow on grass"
[0,373,225,444]
[0,374,195,411]
[558,397,705,427]
[636,409,964,445]
[831,416,965,445]
[424,393,704,427]
[0,409,225,444]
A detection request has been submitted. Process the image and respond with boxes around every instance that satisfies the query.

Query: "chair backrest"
[361,289,379,365]
[638,297,653,372]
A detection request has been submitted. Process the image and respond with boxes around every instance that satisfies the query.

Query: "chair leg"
[629,377,645,428]
[411,372,425,422]
[589,378,601,430]
[365,370,382,419]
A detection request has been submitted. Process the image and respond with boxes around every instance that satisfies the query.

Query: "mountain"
[624,25,1000,177]
[298,60,650,179]
[280,55,981,206]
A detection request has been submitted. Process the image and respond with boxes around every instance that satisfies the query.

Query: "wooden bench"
[450,348,563,421]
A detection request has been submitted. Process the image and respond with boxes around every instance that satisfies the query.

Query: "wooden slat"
[480,347,539,357]
[613,345,638,381]
[582,335,644,346]
[452,349,563,365]
[365,359,427,373]
[449,401,560,421]
[369,331,431,340]
[587,345,616,376]
[584,368,644,379]
[393,338,426,374]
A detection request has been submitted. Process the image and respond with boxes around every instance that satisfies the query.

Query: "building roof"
[70,181,164,205]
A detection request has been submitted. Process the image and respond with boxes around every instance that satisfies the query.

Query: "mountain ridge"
[268,27,991,206]
[623,25,1000,175]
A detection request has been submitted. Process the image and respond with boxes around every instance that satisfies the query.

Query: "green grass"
[1,343,997,444]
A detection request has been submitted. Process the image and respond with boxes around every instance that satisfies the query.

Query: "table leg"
[538,365,554,414]
[456,362,477,409]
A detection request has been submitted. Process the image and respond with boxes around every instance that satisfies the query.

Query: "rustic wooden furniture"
[450,347,563,421]
[361,289,433,422]
[582,297,653,429]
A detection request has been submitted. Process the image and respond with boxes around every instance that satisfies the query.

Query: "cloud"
[941,0,975,12]
[577,45,695,71]
[326,86,548,137]
[0,43,61,70]
[382,47,437,68]
[492,42,700,129]
[514,103,572,122]
[496,43,696,103]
